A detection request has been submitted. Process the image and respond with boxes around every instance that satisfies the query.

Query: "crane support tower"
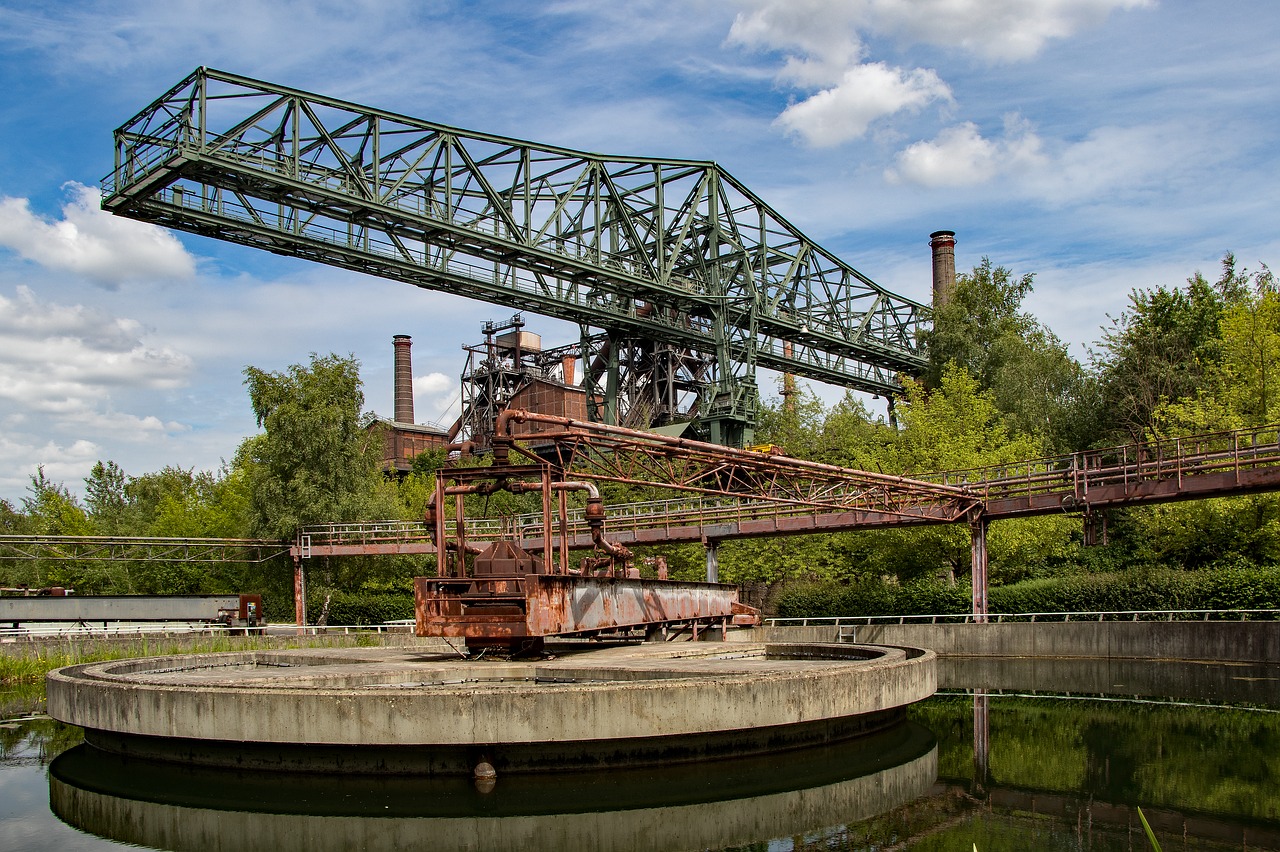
[103,67,926,446]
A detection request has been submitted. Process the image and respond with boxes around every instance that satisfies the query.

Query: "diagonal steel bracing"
[496,410,977,522]
[101,67,926,446]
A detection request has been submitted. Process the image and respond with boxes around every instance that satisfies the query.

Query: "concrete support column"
[705,539,719,584]
[970,516,988,623]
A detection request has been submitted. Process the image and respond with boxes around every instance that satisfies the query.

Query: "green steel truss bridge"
[101,67,926,446]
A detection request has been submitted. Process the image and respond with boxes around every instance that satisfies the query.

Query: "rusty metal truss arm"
[496,410,978,522]
[101,67,925,397]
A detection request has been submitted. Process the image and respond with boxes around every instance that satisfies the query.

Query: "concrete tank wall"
[747,621,1280,663]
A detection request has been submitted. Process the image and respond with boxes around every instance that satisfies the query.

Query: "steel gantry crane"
[102,68,926,447]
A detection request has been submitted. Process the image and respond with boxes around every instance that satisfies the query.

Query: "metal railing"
[926,424,1280,503]
[0,621,418,640]
[765,609,1280,627]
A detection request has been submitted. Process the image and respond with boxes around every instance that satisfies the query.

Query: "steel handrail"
[765,608,1280,627]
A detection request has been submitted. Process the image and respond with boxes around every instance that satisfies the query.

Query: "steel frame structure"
[0,536,288,564]
[102,67,926,447]
[497,409,977,521]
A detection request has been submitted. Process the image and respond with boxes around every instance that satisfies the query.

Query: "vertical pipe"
[393,335,415,424]
[455,487,467,578]
[705,538,719,584]
[293,555,306,630]
[541,468,554,573]
[930,230,957,310]
[557,488,569,574]
[433,478,448,578]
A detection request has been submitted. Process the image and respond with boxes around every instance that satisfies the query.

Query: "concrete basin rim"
[48,643,930,699]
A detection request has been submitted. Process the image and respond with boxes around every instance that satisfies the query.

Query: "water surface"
[3,659,1279,850]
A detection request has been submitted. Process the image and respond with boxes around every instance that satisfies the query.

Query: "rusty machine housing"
[415,426,757,652]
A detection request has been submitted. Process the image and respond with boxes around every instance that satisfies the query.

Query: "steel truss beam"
[0,536,289,564]
[495,410,978,523]
[102,67,926,446]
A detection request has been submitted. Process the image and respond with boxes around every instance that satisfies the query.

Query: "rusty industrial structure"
[415,410,757,651]
[293,420,1280,632]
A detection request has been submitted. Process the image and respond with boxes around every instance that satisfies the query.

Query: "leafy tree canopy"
[240,353,392,539]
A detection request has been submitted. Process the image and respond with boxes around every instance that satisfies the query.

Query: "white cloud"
[413,371,459,426]
[0,286,191,404]
[0,184,196,288]
[0,434,101,499]
[730,0,1153,67]
[775,62,950,146]
[729,0,871,87]
[888,116,1045,186]
[871,0,1154,63]
[731,0,1153,146]
[0,285,191,434]
[887,118,1204,207]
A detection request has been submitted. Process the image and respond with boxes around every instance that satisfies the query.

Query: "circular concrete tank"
[47,641,935,774]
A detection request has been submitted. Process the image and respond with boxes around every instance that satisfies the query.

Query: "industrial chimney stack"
[929,230,957,309]
[392,334,415,424]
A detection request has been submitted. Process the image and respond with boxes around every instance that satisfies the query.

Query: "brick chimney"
[392,335,414,424]
[930,230,956,309]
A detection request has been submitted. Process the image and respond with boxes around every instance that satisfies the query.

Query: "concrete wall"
[748,621,1280,664]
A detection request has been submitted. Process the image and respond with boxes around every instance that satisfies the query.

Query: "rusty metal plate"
[523,575,743,637]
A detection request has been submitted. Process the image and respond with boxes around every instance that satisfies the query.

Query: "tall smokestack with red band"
[393,334,414,424]
[930,230,956,309]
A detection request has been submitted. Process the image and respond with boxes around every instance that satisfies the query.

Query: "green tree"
[922,258,1088,451]
[1092,255,1250,442]
[240,353,392,539]
[84,460,130,534]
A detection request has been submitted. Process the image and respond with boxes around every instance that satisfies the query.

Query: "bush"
[774,566,1280,619]
[307,589,415,625]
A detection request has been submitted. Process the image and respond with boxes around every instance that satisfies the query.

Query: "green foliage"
[240,353,395,538]
[309,589,415,625]
[922,258,1088,452]
[1092,254,1259,443]
[775,566,1280,618]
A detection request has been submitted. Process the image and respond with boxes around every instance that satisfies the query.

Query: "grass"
[1138,807,1163,851]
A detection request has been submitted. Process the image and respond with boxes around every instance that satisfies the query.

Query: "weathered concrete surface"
[50,724,937,852]
[751,621,1280,663]
[47,642,934,772]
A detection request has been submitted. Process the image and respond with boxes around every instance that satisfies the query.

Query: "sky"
[0,0,1277,503]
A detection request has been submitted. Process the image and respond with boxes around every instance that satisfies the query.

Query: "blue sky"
[0,0,1277,501]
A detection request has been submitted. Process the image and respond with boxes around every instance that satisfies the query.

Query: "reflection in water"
[49,722,937,852]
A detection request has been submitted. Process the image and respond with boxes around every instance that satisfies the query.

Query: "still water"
[3,658,1279,851]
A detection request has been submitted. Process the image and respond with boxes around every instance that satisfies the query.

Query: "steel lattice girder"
[497,410,978,522]
[0,536,288,563]
[102,68,926,411]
